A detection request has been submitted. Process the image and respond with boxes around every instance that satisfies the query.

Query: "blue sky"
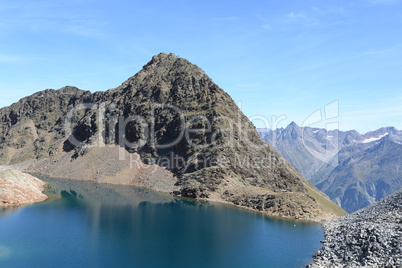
[0,0,401,133]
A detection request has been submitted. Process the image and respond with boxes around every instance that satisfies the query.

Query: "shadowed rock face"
[0,53,344,221]
[259,124,402,213]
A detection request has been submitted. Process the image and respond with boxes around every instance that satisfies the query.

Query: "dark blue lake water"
[0,178,323,267]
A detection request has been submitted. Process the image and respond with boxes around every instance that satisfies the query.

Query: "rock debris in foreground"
[309,190,402,267]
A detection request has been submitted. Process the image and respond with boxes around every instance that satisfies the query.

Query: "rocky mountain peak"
[288,121,299,128]
[148,52,178,65]
[0,53,345,222]
[57,86,85,94]
[116,52,207,96]
[141,52,180,73]
[281,121,300,140]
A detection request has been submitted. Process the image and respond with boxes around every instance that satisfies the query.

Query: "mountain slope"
[309,189,402,267]
[259,124,402,212]
[0,53,345,221]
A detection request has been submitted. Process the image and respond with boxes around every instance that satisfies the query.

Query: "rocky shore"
[0,169,48,207]
[309,190,402,267]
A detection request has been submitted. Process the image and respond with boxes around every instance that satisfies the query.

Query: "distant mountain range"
[258,123,402,213]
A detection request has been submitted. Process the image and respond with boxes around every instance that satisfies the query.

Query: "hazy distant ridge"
[258,123,402,212]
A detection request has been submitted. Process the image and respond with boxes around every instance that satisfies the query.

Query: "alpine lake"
[0,177,324,268]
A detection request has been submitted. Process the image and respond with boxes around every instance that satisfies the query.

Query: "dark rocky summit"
[309,189,402,267]
[259,124,402,213]
[0,53,344,221]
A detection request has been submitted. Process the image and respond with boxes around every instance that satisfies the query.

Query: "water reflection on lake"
[0,178,323,267]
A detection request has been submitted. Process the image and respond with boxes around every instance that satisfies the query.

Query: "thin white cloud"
[370,0,401,5]
[311,6,347,16]
[287,11,306,19]
[210,17,240,21]
[358,50,387,56]
[356,45,402,58]
[0,54,23,63]
[281,6,349,28]
[258,11,319,29]
[63,19,108,38]
[284,11,323,27]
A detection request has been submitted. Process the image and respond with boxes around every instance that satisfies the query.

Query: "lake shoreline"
[3,161,338,224]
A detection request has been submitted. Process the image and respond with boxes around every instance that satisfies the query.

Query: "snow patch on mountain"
[360,133,388,143]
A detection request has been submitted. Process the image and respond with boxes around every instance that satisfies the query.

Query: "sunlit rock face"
[0,169,47,207]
